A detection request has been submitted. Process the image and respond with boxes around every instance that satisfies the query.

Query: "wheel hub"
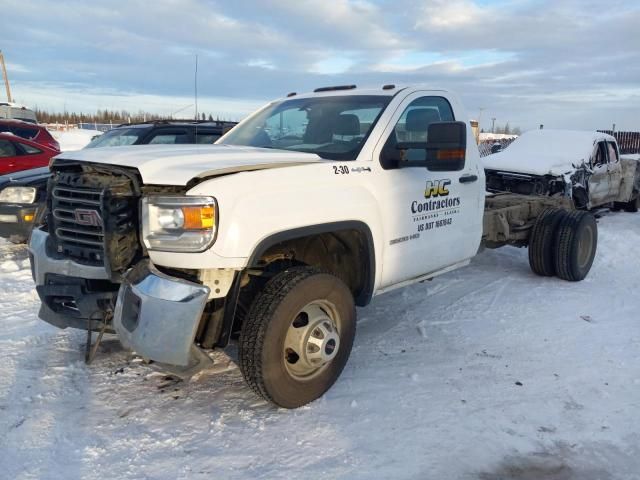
[284,301,340,379]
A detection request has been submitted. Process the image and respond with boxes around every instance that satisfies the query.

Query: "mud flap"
[113,259,210,367]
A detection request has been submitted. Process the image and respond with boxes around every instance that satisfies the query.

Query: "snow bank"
[51,128,100,152]
[483,129,616,176]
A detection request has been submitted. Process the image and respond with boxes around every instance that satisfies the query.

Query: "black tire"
[554,211,598,281]
[239,266,356,408]
[624,195,639,213]
[528,208,565,277]
[611,202,623,212]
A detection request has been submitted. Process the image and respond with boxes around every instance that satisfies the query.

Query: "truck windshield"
[218,95,391,160]
[86,127,147,148]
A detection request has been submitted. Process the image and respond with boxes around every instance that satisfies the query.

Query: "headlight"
[142,196,217,252]
[0,186,37,204]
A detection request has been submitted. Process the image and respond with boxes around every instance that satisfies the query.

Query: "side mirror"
[380,120,468,170]
[425,121,467,171]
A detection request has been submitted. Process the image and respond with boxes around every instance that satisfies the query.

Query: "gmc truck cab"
[30,85,598,408]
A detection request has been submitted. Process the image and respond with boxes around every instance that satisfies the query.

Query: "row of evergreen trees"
[33,108,225,125]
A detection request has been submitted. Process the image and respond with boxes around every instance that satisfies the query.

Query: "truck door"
[606,141,622,200]
[588,141,610,208]
[374,94,483,287]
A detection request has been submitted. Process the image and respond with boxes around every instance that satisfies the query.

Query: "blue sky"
[2,0,639,131]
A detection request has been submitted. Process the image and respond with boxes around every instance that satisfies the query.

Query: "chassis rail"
[482,193,574,248]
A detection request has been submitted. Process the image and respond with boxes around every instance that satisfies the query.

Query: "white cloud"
[0,0,639,130]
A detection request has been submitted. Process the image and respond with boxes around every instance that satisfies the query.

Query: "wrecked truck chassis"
[486,157,640,211]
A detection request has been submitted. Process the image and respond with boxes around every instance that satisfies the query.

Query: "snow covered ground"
[0,212,638,480]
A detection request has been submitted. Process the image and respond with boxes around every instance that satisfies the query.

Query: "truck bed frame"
[482,193,574,249]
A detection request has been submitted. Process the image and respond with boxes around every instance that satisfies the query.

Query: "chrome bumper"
[29,228,110,285]
[113,260,210,367]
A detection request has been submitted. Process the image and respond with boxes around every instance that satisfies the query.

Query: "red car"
[0,119,60,151]
[0,133,59,175]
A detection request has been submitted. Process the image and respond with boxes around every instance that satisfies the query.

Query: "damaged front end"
[32,159,241,372]
[485,164,595,210]
[485,169,568,197]
[113,259,210,367]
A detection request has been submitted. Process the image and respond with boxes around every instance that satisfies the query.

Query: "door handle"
[459,174,478,184]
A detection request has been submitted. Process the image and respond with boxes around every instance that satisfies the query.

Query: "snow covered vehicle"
[30,85,599,408]
[484,129,640,211]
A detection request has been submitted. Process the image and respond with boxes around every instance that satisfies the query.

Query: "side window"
[19,142,42,154]
[0,139,17,158]
[593,142,607,166]
[147,130,190,144]
[12,127,38,140]
[381,96,455,169]
[195,132,221,144]
[607,142,618,163]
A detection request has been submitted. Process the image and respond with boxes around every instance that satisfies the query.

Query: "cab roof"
[281,84,447,101]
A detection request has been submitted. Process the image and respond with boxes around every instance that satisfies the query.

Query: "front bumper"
[30,229,118,331]
[113,259,210,367]
[0,202,40,241]
[31,228,214,368]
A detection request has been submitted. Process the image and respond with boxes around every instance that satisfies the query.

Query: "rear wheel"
[528,208,565,277]
[554,211,598,281]
[239,266,356,408]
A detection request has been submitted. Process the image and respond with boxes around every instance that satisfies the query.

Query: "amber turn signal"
[182,205,215,230]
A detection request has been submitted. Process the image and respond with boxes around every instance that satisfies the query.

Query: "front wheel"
[239,267,356,408]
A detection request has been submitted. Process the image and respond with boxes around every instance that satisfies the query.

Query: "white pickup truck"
[30,85,598,408]
[484,129,640,211]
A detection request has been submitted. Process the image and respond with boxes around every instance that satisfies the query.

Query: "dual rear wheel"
[528,208,598,281]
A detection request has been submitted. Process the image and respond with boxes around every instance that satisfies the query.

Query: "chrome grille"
[51,185,105,257]
[48,164,141,274]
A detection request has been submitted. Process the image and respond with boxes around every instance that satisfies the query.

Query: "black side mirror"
[425,121,467,171]
[380,120,467,170]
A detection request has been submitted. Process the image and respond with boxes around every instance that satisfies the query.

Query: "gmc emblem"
[74,209,103,227]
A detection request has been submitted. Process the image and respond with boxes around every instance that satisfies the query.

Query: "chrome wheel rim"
[283,300,341,380]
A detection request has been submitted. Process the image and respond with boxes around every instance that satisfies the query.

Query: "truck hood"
[54,144,324,185]
[482,129,614,177]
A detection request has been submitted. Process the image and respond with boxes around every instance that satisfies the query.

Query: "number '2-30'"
[333,165,349,175]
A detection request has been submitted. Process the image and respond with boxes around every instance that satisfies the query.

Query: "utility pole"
[491,117,496,134]
[0,51,13,103]
[194,54,198,121]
